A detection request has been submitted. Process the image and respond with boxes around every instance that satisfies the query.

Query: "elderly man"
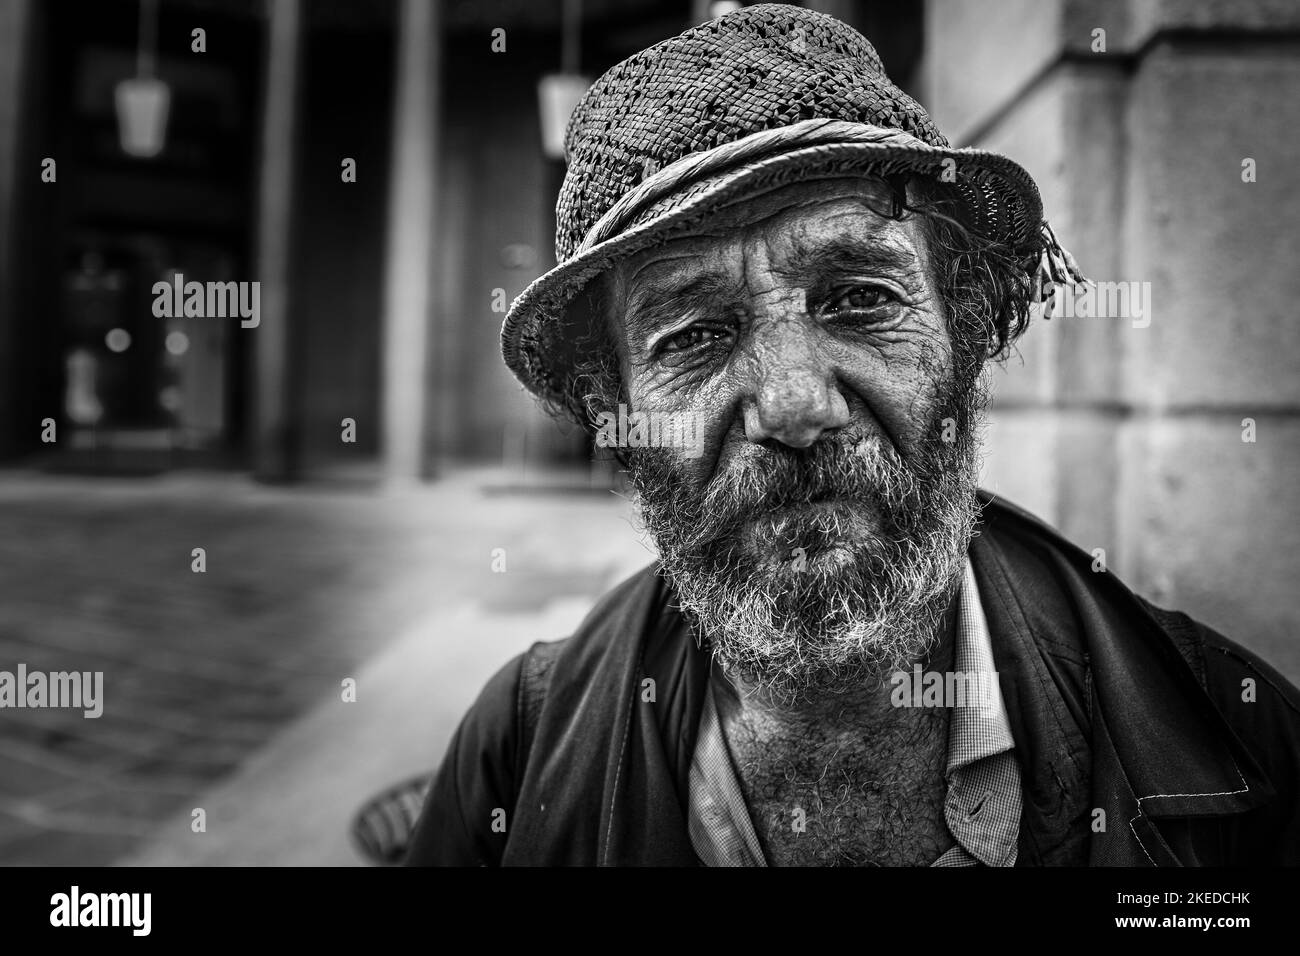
[406,4,1300,866]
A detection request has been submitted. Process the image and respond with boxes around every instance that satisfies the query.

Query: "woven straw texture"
[556,3,949,260]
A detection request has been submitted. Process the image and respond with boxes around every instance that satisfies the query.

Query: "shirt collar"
[941,557,1021,866]
[947,556,1016,773]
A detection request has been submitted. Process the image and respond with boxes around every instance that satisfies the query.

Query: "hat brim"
[502,136,1045,418]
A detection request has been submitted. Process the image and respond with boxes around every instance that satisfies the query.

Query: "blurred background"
[0,0,1296,865]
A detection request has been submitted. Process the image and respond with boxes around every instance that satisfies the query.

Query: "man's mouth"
[738,497,874,562]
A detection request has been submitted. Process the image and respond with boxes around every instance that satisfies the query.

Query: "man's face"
[606,176,987,704]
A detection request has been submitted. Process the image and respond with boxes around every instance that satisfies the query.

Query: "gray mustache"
[699,434,915,521]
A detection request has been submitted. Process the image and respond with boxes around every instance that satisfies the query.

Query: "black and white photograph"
[0,0,1297,934]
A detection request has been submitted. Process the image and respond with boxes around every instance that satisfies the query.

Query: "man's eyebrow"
[778,233,920,284]
[624,271,741,346]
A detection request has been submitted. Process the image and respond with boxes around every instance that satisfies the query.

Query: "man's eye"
[826,285,895,312]
[660,325,731,354]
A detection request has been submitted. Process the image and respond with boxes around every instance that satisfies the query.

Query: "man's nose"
[741,296,850,448]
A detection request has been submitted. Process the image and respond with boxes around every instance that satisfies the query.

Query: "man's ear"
[608,269,635,390]
[550,275,608,405]
[556,269,630,427]
[587,267,633,391]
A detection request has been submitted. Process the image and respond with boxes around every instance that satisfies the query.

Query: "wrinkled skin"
[617,178,946,476]
[605,176,989,864]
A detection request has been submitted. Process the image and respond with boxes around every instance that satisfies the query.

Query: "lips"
[740,498,876,560]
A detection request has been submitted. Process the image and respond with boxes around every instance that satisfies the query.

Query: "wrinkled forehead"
[616,175,925,287]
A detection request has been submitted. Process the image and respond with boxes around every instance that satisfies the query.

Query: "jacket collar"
[970,494,1275,864]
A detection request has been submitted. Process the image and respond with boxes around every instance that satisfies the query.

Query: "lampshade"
[537,74,589,160]
[114,76,171,158]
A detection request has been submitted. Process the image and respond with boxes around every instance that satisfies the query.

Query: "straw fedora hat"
[502,3,1081,422]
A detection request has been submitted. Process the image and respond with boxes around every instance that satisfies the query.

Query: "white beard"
[632,431,982,707]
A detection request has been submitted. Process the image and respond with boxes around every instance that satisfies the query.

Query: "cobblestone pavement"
[0,466,646,865]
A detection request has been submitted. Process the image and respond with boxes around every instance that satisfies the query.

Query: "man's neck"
[704,588,963,866]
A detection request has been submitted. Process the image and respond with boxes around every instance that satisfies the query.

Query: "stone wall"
[924,0,1300,680]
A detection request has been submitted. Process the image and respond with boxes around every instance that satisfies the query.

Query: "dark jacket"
[406,495,1300,866]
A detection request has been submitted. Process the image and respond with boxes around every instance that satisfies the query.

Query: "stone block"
[979,408,1060,525]
[1055,412,1122,560]
[924,0,1064,144]
[1118,414,1300,684]
[1123,43,1300,408]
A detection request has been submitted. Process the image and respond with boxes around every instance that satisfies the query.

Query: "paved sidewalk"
[120,595,617,866]
[0,466,651,865]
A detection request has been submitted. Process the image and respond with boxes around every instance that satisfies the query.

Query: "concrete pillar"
[379,0,440,484]
[252,0,301,480]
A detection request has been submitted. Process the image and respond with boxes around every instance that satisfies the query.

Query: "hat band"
[576,116,1088,300]
[576,118,931,254]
